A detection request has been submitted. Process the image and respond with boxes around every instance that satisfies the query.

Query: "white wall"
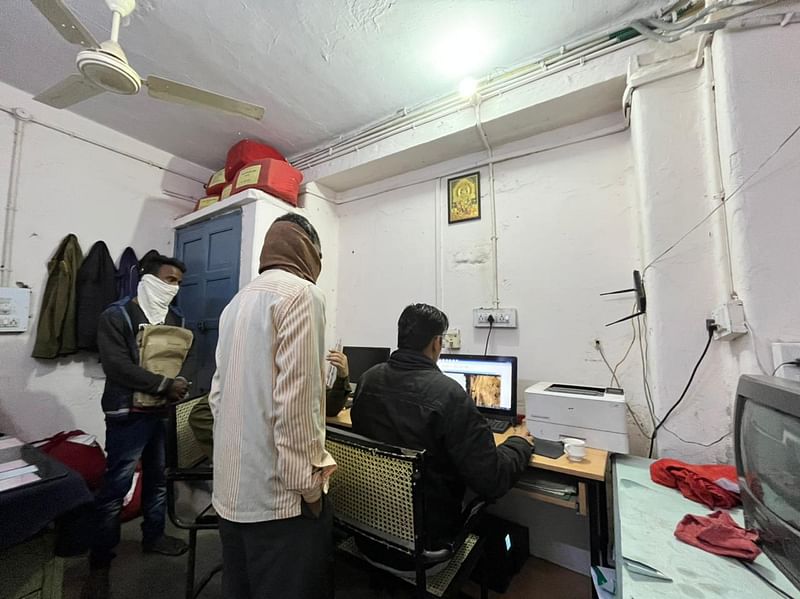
[713,26,800,374]
[0,81,208,446]
[629,66,740,462]
[336,117,648,446]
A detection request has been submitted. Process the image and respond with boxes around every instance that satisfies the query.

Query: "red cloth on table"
[651,459,740,509]
[674,511,761,561]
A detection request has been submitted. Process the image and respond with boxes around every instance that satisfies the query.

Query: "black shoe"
[142,534,189,556]
[81,566,110,599]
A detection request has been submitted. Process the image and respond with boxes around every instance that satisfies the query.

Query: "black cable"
[662,424,730,449]
[483,318,494,356]
[648,328,715,458]
[773,360,800,376]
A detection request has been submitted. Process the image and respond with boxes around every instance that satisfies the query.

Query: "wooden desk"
[327,409,612,573]
[327,410,609,482]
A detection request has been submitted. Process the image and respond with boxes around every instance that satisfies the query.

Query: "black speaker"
[471,514,529,592]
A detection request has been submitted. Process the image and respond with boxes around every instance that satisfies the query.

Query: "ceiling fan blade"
[144,75,265,121]
[34,74,104,108]
[30,0,99,48]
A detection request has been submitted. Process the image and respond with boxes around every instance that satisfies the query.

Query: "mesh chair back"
[170,395,207,470]
[326,427,422,552]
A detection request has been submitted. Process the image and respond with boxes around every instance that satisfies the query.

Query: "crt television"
[342,346,391,383]
[734,374,800,593]
[438,354,518,423]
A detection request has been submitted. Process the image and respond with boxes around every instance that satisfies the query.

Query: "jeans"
[90,414,167,567]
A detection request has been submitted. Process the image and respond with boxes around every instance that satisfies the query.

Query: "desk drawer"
[514,471,588,516]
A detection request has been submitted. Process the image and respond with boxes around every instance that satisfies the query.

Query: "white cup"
[563,438,587,462]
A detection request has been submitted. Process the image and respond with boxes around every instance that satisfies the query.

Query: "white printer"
[525,382,629,453]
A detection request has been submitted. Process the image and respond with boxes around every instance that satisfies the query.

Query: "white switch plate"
[0,287,32,333]
[473,307,518,328]
[443,329,461,350]
[772,342,800,381]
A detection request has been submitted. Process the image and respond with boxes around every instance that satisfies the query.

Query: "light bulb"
[458,78,478,99]
[433,26,489,77]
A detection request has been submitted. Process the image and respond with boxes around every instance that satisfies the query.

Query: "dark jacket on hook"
[76,241,118,351]
[32,234,84,359]
[115,246,139,300]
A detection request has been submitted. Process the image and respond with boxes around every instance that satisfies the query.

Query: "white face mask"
[137,274,180,324]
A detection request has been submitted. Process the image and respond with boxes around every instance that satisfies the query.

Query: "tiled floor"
[63,520,591,598]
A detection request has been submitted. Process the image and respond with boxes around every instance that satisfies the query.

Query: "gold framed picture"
[447,172,481,224]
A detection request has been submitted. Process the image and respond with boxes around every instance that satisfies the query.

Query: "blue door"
[175,210,241,396]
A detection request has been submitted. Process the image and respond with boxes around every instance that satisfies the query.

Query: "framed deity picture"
[447,172,481,224]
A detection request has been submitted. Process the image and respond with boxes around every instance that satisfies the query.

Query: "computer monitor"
[734,374,800,593]
[438,354,518,422]
[342,346,391,383]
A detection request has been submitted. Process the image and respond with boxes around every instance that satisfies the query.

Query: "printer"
[525,382,629,453]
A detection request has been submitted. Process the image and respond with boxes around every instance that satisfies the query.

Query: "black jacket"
[351,349,532,549]
[76,241,118,351]
[97,298,192,418]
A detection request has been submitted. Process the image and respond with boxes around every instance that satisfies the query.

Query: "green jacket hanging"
[32,234,84,359]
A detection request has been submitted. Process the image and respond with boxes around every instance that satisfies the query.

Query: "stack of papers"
[0,436,24,451]
[517,478,577,497]
[0,438,41,492]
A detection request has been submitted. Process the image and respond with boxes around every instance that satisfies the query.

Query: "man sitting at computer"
[351,303,533,570]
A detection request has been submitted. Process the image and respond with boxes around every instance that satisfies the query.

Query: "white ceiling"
[0,0,667,169]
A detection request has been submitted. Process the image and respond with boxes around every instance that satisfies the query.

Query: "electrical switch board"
[0,287,32,333]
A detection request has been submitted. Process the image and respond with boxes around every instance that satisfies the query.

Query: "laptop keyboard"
[487,418,511,434]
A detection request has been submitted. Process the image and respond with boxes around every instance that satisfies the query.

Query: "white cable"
[473,100,500,309]
[702,44,738,299]
[1,112,27,287]
[744,322,771,375]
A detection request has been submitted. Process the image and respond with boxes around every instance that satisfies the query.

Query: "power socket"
[473,308,517,328]
[772,343,800,382]
[710,300,746,341]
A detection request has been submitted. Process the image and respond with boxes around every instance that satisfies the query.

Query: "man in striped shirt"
[209,213,335,599]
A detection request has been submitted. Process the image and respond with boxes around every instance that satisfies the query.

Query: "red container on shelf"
[225,139,285,181]
[232,158,303,206]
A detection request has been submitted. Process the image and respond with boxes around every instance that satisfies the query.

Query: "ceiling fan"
[29,0,265,120]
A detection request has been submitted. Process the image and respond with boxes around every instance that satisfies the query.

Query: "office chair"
[165,395,220,599]
[325,426,489,599]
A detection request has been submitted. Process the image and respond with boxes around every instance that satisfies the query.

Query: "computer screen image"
[734,375,800,593]
[342,346,392,383]
[438,354,517,419]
